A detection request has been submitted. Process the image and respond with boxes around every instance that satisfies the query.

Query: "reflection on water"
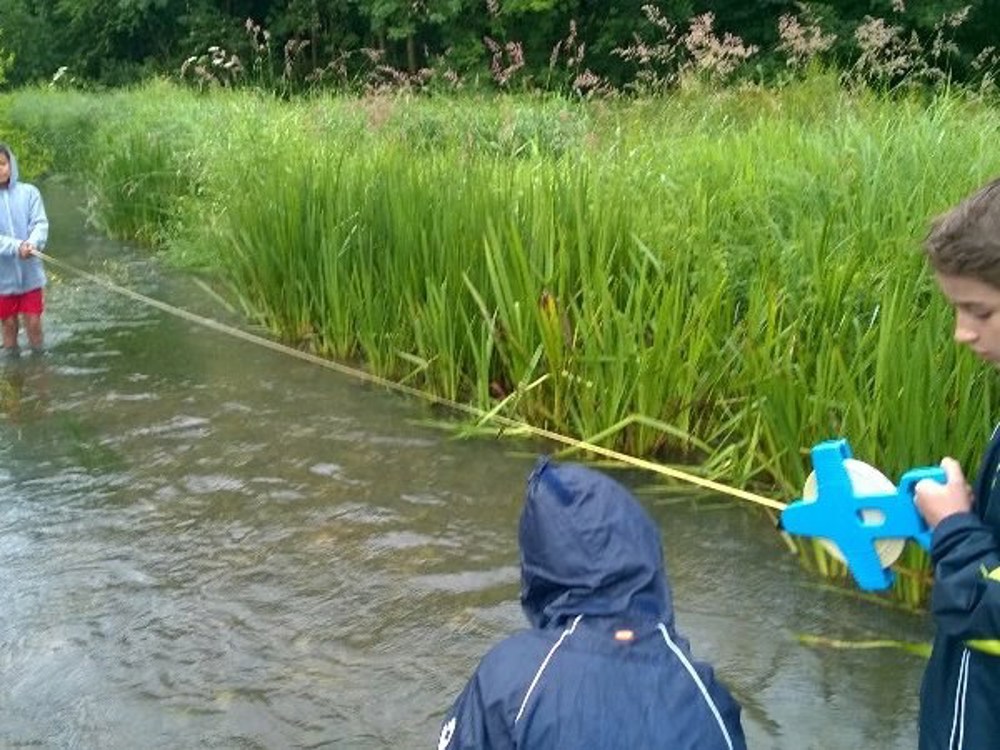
[0,183,931,749]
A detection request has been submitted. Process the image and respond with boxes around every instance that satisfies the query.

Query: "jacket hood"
[0,143,19,187]
[519,457,674,629]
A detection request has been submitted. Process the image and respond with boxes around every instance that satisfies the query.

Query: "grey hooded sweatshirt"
[0,143,48,294]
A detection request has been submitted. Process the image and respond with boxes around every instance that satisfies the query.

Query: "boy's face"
[935,272,1000,366]
[0,153,9,187]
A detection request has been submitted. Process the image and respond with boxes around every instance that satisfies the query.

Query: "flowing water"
[0,182,931,749]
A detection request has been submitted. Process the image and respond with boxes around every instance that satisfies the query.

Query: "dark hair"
[925,177,1000,289]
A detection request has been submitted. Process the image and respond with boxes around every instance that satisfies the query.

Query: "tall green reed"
[12,79,1000,606]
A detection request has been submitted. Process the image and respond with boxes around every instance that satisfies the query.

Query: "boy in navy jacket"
[438,458,746,750]
[916,176,1000,750]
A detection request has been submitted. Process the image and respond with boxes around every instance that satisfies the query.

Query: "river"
[0,182,930,749]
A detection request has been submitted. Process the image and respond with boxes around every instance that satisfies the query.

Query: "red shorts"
[0,288,44,319]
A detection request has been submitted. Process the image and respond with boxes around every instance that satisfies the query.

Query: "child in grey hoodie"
[0,142,48,354]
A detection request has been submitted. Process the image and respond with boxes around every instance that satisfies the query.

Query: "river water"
[0,183,930,749]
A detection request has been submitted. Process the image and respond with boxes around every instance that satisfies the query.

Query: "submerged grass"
[7,77,1000,606]
[796,633,932,658]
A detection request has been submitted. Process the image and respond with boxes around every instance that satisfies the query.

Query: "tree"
[0,29,12,86]
[358,0,471,72]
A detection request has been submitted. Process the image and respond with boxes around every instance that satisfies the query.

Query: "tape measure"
[800,458,907,568]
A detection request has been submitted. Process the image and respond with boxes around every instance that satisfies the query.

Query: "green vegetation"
[0,0,996,97]
[0,28,12,87]
[5,77,1000,605]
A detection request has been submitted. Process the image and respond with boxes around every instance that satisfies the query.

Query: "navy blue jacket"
[919,428,1000,749]
[437,458,746,750]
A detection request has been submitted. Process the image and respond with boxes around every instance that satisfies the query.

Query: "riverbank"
[5,77,999,604]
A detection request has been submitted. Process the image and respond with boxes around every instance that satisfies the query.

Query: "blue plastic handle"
[780,439,949,590]
[896,466,947,550]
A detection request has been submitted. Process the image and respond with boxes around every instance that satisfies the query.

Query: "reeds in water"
[8,79,1000,607]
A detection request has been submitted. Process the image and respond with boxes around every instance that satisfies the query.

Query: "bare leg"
[1,316,19,350]
[23,314,43,350]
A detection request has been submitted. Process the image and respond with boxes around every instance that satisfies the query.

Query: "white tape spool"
[801,458,907,569]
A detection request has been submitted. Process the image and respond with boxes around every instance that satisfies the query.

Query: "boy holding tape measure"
[915,176,1000,750]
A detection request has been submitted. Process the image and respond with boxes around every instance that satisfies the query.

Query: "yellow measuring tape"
[35,250,787,512]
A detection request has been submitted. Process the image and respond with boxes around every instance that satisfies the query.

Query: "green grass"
[7,76,1000,607]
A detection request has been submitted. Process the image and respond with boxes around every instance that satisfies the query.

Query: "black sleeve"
[930,512,1000,640]
[436,671,515,750]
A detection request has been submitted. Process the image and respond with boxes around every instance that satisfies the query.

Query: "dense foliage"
[6,79,1000,605]
[1,1,998,93]
[4,3,1000,608]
